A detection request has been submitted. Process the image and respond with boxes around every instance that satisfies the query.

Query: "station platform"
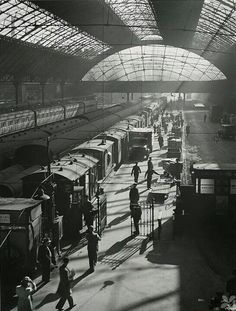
[7,109,235,311]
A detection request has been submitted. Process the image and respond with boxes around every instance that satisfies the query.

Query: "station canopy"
[104,0,162,40]
[0,0,235,81]
[82,45,226,82]
[191,0,236,61]
[0,0,110,60]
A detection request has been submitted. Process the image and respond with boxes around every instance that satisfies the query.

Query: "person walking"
[16,276,36,311]
[145,169,160,189]
[82,195,98,228]
[37,237,52,283]
[186,124,190,137]
[153,123,157,134]
[56,257,75,310]
[131,162,141,183]
[147,157,153,171]
[158,134,164,150]
[204,113,207,122]
[86,225,101,272]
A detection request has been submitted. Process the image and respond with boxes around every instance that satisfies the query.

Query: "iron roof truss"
[0,0,111,60]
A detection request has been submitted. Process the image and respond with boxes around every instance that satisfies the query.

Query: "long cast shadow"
[145,217,227,311]
[98,235,134,260]
[35,293,59,309]
[107,211,130,228]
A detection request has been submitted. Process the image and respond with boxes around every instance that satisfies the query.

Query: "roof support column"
[40,81,46,106]
[60,81,65,104]
[13,79,22,107]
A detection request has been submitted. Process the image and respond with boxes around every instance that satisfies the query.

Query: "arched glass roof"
[0,0,110,60]
[192,0,236,60]
[82,45,226,81]
[104,0,162,40]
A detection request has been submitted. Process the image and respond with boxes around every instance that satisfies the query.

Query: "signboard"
[0,214,10,224]
[200,179,214,194]
[230,179,236,194]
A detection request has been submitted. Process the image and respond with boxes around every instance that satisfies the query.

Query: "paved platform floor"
[7,109,235,311]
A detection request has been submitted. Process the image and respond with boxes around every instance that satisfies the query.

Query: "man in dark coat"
[56,257,75,310]
[86,226,101,272]
[131,162,141,183]
[38,237,52,283]
[186,124,190,137]
[147,157,153,171]
[129,183,139,205]
[82,195,98,228]
[158,135,164,150]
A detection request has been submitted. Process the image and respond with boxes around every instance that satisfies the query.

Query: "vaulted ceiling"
[0,0,235,82]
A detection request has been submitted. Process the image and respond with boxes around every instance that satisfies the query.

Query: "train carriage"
[109,123,131,163]
[0,110,35,136]
[126,115,144,128]
[35,106,65,126]
[95,130,124,170]
[22,154,99,238]
[64,103,80,119]
[72,139,114,181]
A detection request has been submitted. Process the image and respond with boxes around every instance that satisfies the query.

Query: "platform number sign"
[200,179,214,194]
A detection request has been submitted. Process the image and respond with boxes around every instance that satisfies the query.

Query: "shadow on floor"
[35,293,59,309]
[98,235,150,270]
[107,211,131,228]
[145,216,233,311]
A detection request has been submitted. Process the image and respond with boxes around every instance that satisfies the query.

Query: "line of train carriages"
[0,96,97,136]
[0,100,164,284]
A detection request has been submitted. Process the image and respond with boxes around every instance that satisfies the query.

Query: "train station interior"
[1,1,236,311]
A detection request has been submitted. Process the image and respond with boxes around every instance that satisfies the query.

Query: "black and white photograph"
[0,0,236,310]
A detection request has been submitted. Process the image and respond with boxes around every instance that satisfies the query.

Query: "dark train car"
[0,165,41,197]
[210,104,223,122]
[0,198,42,299]
[72,139,114,181]
[128,128,153,161]
[190,163,236,220]
[95,130,125,170]
[110,123,131,163]
[22,154,99,238]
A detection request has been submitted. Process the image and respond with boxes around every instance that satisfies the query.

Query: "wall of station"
[0,82,91,107]
[95,92,141,106]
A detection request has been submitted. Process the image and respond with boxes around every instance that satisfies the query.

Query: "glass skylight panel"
[83,45,226,81]
[192,0,236,59]
[104,0,162,40]
[0,0,110,59]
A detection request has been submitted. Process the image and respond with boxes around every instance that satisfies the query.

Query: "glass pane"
[0,0,110,59]
[83,45,226,81]
[192,0,236,60]
[104,0,162,40]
